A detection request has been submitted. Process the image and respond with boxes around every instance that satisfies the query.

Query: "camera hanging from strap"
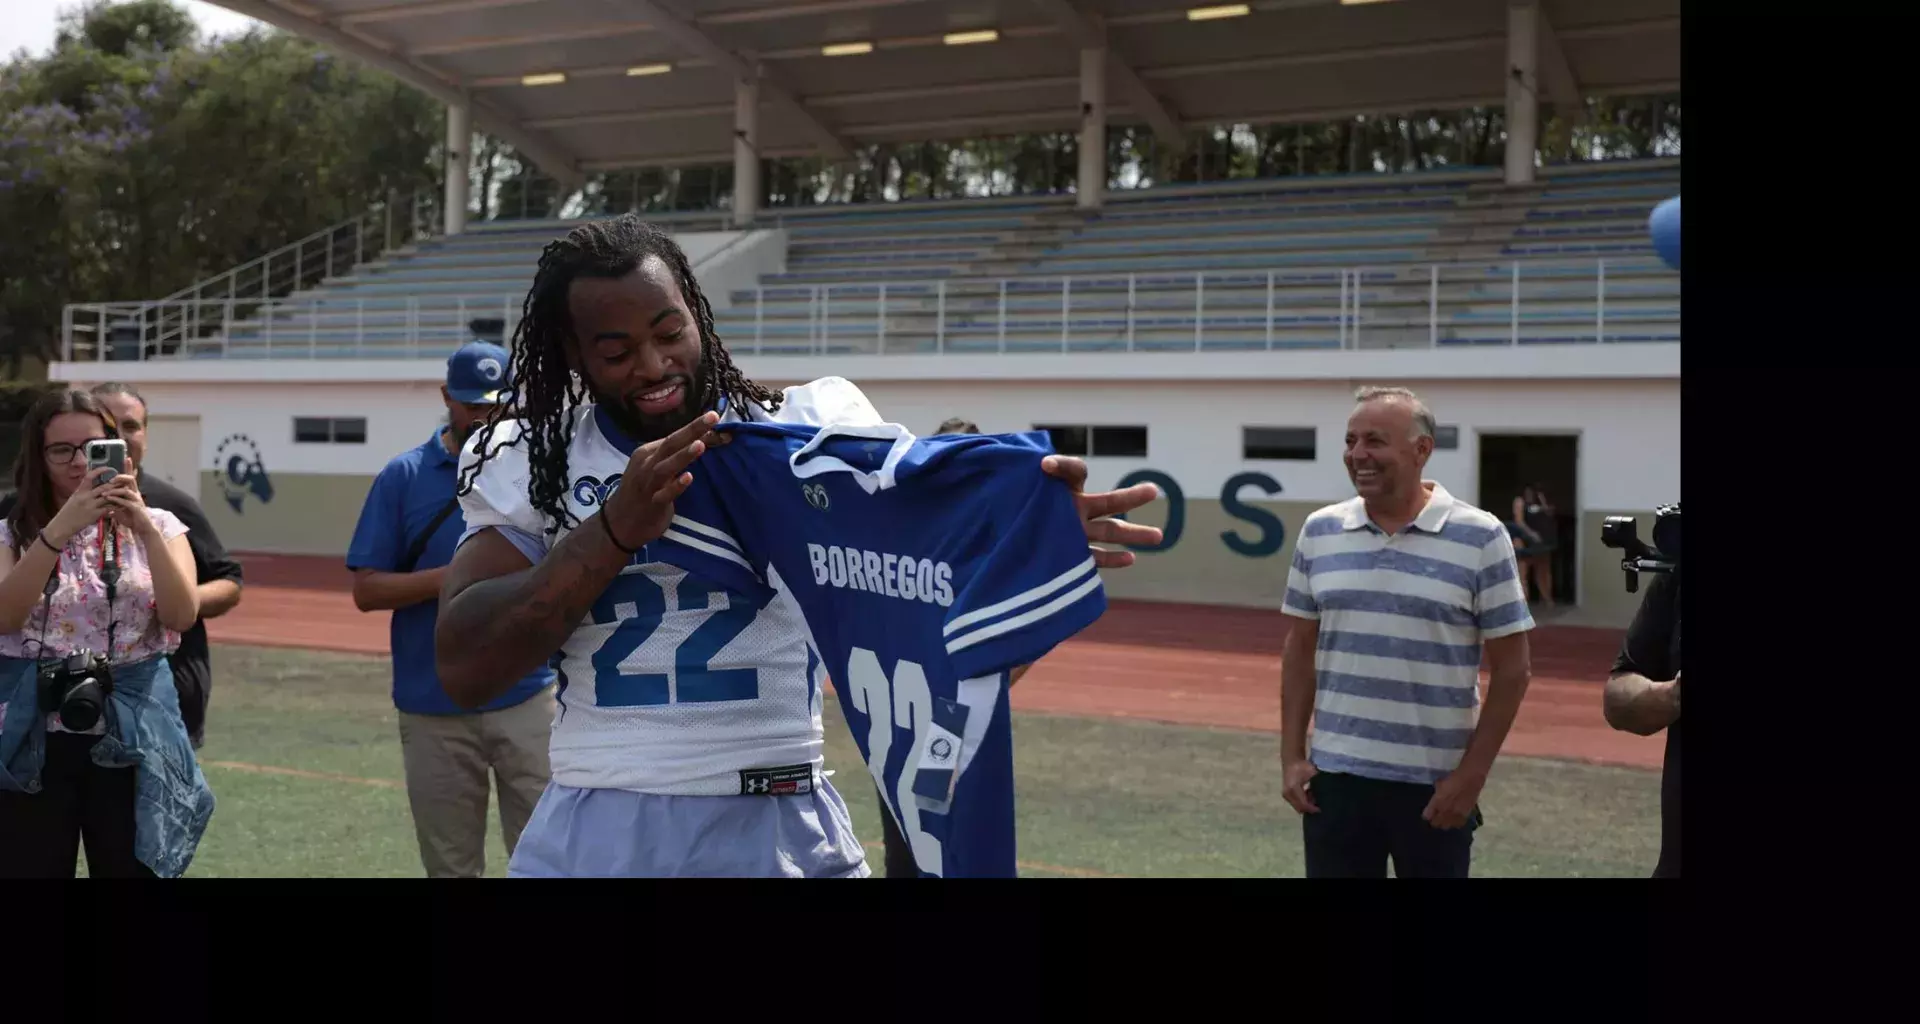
[31,518,122,734]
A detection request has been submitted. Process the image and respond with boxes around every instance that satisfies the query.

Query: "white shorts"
[506,776,871,878]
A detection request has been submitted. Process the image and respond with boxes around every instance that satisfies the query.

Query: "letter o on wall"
[1113,469,1183,553]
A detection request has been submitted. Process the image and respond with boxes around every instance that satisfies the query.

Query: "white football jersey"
[456,377,883,796]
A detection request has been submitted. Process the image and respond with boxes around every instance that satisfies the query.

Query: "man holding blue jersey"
[434,216,1160,877]
[347,342,557,878]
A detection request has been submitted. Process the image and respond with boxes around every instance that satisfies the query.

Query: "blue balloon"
[1649,195,1680,271]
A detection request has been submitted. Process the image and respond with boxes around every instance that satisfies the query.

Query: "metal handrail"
[730,256,1675,354]
[109,190,445,358]
[163,189,441,303]
[59,255,1677,362]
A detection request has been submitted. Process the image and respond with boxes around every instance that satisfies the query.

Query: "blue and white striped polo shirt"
[1281,481,1534,785]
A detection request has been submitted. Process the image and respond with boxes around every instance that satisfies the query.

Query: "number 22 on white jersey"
[845,649,944,877]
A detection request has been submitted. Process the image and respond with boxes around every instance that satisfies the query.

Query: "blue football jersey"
[652,421,1107,877]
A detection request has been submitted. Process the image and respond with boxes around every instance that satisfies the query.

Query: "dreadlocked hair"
[456,213,783,536]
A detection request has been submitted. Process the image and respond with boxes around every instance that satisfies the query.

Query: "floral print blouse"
[0,511,189,733]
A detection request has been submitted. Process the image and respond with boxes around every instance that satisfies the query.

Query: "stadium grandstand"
[47,0,1679,627]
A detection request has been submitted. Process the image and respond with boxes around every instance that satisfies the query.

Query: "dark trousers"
[877,785,921,878]
[170,653,210,750]
[1301,771,1480,879]
[0,732,156,879]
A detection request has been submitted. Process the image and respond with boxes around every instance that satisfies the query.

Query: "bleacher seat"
[185,160,1678,359]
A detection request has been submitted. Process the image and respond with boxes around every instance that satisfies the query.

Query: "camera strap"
[28,520,122,732]
[22,521,121,665]
[398,498,461,574]
[29,555,57,667]
[97,516,119,680]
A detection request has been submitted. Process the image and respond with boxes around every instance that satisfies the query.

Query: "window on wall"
[1035,425,1087,456]
[1434,425,1460,450]
[294,417,367,444]
[1243,426,1317,461]
[1033,424,1149,458]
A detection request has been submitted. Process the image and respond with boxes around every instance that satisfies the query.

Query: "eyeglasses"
[43,441,105,464]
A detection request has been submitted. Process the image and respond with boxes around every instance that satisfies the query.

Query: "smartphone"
[85,439,128,481]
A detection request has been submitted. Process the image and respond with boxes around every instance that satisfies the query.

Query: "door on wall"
[144,415,204,495]
[1478,433,1579,606]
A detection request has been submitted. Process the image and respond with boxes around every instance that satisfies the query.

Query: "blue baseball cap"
[446,341,512,404]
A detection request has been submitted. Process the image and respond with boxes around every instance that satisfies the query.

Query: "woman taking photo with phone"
[0,388,215,878]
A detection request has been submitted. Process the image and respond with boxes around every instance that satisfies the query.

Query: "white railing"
[59,291,521,362]
[59,257,1675,362]
[729,257,1676,355]
[62,190,445,361]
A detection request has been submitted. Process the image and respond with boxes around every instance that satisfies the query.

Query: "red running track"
[211,553,1662,770]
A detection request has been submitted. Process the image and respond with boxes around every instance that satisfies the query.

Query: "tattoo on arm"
[439,516,632,698]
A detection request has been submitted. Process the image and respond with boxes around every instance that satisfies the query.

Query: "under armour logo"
[803,482,830,511]
[745,778,771,794]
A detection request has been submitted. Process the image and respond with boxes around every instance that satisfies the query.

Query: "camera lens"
[1652,511,1681,561]
[59,679,105,732]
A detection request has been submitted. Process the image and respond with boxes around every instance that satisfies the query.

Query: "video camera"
[1600,503,1680,593]
[39,649,114,733]
[1597,198,1682,595]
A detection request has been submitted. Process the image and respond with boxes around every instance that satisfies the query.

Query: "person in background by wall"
[0,389,214,877]
[1279,386,1533,878]
[345,342,558,878]
[935,417,980,435]
[1511,485,1558,606]
[95,384,243,749]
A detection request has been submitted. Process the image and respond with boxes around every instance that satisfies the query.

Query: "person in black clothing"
[1604,568,1680,877]
[1511,485,1559,606]
[1,383,245,749]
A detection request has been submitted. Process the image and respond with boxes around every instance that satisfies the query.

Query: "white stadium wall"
[88,354,1677,626]
[845,378,1680,509]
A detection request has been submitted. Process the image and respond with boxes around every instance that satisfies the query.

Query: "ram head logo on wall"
[214,434,274,514]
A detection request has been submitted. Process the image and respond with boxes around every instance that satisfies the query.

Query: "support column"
[733,72,761,229]
[1077,47,1107,210]
[1504,2,1539,186]
[444,100,470,235]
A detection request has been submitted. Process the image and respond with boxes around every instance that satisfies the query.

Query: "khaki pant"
[396,685,555,878]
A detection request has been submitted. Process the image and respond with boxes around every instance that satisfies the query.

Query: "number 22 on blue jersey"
[587,569,760,706]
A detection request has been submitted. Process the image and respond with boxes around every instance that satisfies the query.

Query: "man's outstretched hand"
[1042,455,1164,569]
[603,411,718,548]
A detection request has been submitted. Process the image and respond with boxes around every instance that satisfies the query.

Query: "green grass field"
[163,645,1661,878]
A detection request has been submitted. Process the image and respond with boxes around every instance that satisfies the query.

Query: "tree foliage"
[1,0,1681,375]
[0,0,442,374]
[507,94,1677,218]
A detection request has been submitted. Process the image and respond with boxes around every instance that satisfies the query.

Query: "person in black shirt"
[1605,568,1680,877]
[0,384,245,749]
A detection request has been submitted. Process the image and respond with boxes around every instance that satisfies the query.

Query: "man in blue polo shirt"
[346,341,557,878]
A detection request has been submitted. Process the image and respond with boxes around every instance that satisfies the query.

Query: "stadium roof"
[210,0,1679,185]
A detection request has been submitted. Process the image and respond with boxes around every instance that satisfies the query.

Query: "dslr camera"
[1600,502,1680,593]
[39,650,114,733]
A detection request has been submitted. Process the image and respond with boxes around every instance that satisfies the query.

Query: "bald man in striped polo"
[1278,386,1534,878]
